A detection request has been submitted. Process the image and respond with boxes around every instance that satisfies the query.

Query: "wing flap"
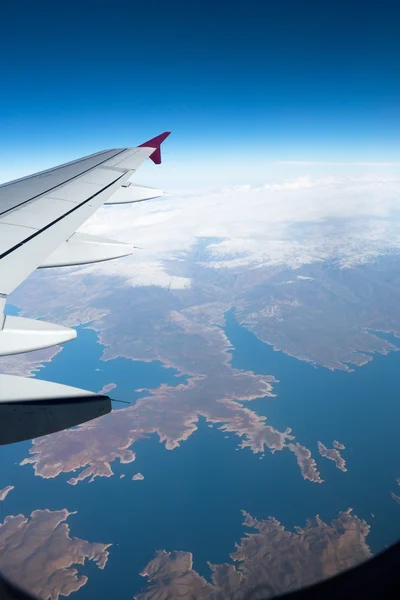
[0,315,76,356]
[0,374,105,403]
[39,232,134,268]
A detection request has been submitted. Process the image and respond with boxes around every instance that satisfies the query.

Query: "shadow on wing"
[0,395,111,445]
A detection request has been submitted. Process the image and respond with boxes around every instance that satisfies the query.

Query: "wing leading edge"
[0,132,170,381]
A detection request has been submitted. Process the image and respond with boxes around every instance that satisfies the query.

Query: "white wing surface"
[0,132,170,369]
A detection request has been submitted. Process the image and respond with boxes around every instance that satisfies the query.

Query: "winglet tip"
[139,132,171,164]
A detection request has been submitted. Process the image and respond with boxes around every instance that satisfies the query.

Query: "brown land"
[0,508,111,600]
[20,364,296,484]
[318,441,347,472]
[0,346,62,378]
[98,383,117,395]
[19,298,314,484]
[0,486,14,501]
[391,492,400,505]
[135,508,371,600]
[10,254,400,486]
[333,440,345,450]
[288,443,323,483]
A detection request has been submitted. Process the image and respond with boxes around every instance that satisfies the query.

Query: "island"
[135,508,371,599]
[318,441,347,472]
[288,443,323,483]
[0,486,14,501]
[0,508,111,599]
[98,383,117,395]
[333,440,345,450]
[133,473,144,481]
[391,477,400,504]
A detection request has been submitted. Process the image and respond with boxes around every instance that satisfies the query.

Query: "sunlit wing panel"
[0,167,134,295]
[0,148,125,215]
[0,132,170,367]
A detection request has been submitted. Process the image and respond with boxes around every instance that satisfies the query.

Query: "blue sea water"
[1,312,400,598]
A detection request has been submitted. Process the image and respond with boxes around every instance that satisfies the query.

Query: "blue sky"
[0,0,399,181]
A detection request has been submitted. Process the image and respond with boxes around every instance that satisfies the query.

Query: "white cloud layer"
[77,173,400,287]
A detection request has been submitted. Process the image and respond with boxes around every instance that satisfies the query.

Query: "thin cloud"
[77,174,400,287]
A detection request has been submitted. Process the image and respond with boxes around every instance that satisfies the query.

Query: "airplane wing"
[0,132,170,400]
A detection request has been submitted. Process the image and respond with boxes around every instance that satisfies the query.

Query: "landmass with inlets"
[233,258,400,371]
[135,508,371,600]
[0,508,111,600]
[318,441,347,472]
[20,359,297,484]
[11,255,400,486]
[9,253,400,376]
[19,297,320,485]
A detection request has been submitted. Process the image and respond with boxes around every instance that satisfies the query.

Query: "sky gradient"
[0,0,399,183]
